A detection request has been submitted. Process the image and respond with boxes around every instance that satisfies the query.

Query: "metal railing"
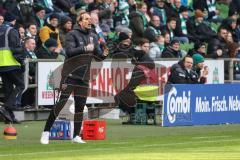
[3,58,240,110]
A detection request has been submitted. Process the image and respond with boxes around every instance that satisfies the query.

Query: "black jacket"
[61,25,106,83]
[161,46,182,58]
[35,45,58,59]
[186,17,216,43]
[167,61,199,84]
[129,11,147,43]
[193,0,217,20]
[207,36,229,58]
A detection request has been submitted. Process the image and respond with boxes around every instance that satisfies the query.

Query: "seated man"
[167,55,199,84]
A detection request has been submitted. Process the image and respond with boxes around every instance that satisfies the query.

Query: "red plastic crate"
[82,120,106,140]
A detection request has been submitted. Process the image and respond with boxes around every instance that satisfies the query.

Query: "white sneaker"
[72,136,86,144]
[40,131,50,144]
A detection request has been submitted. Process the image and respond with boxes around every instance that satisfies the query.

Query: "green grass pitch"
[0,120,240,160]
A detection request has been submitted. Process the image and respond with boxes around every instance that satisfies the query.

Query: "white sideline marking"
[0,138,240,157]
[192,135,232,139]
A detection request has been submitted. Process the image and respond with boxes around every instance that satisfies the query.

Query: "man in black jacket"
[40,12,109,144]
[167,55,199,84]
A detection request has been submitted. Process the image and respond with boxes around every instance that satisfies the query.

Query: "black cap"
[88,3,99,12]
[60,16,72,26]
[49,13,59,21]
[170,39,180,45]
[4,12,16,22]
[45,38,58,48]
[144,28,157,43]
[179,6,189,13]
[33,4,45,13]
[118,32,130,42]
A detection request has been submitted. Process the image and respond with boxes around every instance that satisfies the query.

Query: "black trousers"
[1,70,25,120]
[44,78,88,137]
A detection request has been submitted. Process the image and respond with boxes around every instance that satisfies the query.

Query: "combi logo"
[166,87,191,123]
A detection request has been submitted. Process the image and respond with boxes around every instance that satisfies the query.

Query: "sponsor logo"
[166,87,191,123]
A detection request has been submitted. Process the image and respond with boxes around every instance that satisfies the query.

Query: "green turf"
[0,120,240,160]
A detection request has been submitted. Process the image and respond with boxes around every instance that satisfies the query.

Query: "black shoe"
[0,107,13,122]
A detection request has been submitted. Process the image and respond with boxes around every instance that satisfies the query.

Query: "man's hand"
[103,47,109,56]
[85,44,94,52]
[216,49,223,57]
[202,66,209,77]
[53,48,62,54]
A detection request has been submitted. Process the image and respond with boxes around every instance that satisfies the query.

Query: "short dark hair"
[167,17,177,23]
[137,38,149,46]
[183,55,193,62]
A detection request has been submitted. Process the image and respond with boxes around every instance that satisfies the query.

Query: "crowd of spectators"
[0,0,240,109]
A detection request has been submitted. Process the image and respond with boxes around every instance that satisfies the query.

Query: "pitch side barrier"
[22,58,236,109]
[163,83,240,126]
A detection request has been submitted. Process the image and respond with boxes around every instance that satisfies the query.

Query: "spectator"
[193,0,221,23]
[21,37,37,108]
[18,25,25,44]
[59,16,72,48]
[207,26,229,58]
[161,17,177,41]
[168,0,182,18]
[188,41,207,57]
[111,32,132,58]
[113,0,130,26]
[35,38,64,60]
[144,28,162,59]
[129,2,149,44]
[228,0,240,17]
[192,53,208,83]
[161,39,183,58]
[30,4,46,30]
[167,55,199,84]
[221,18,238,42]
[162,30,171,46]
[150,0,170,26]
[186,9,216,43]
[25,23,38,39]
[148,15,162,35]
[39,13,62,48]
[175,6,189,43]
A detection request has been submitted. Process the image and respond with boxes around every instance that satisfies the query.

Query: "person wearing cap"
[35,38,64,60]
[110,32,132,58]
[161,39,183,58]
[0,12,25,123]
[39,13,62,49]
[59,16,73,48]
[167,55,199,84]
[186,9,216,43]
[188,41,207,57]
[229,0,240,18]
[30,4,46,30]
[192,53,208,84]
[40,12,109,144]
[144,28,163,59]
